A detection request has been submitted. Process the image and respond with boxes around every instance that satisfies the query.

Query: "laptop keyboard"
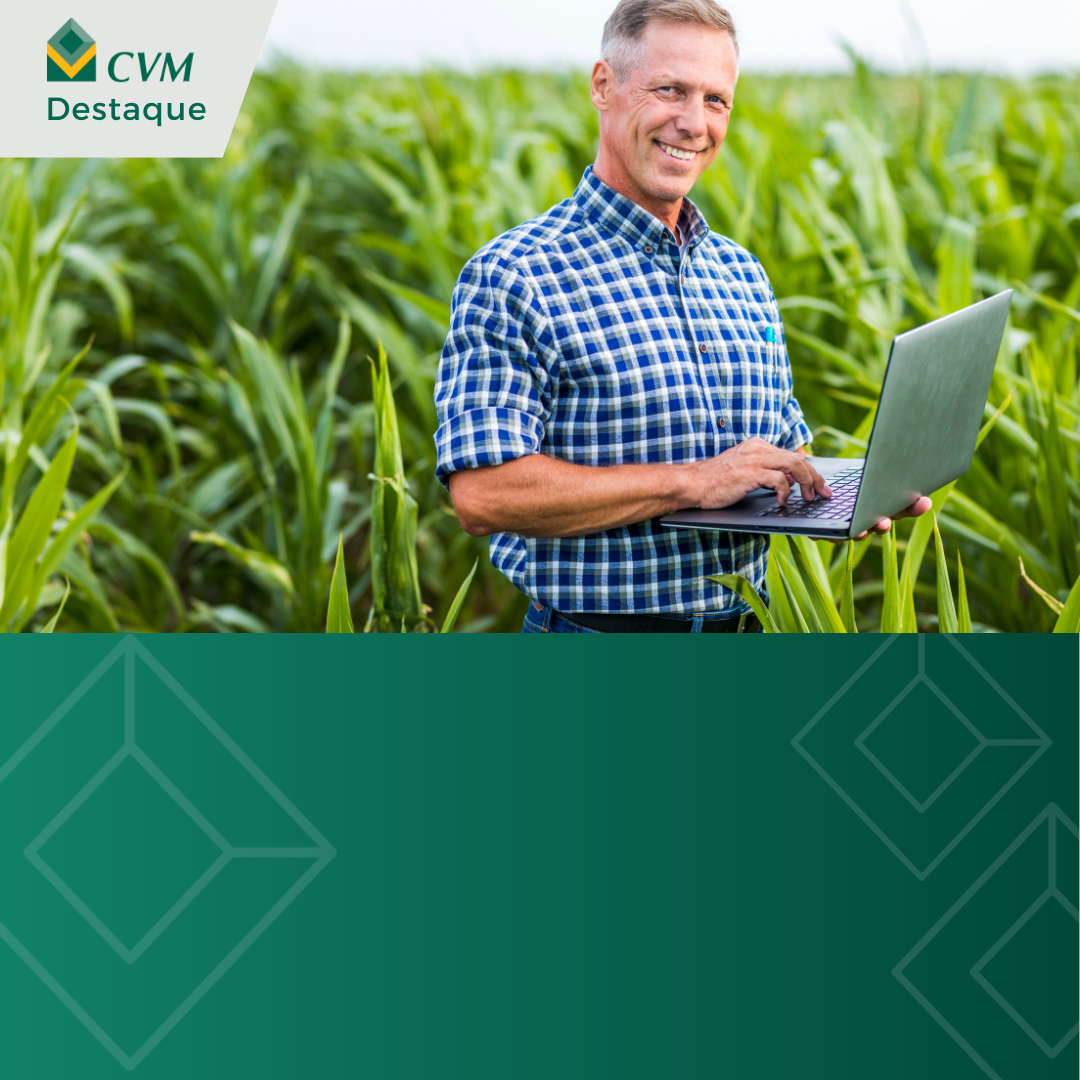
[756,467,863,520]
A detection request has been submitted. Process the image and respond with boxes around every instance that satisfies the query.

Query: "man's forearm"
[448,454,700,538]
[447,441,828,538]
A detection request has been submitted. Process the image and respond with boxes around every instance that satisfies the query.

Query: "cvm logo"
[46,18,96,82]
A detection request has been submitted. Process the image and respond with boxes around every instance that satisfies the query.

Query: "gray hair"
[601,0,739,82]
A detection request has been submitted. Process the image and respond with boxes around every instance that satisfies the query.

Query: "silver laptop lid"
[849,290,1012,536]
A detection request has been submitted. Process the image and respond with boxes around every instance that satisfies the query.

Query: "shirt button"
[698,342,708,354]
[718,418,726,429]
[644,245,654,255]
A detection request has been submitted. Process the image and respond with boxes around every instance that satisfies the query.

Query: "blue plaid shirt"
[434,167,812,615]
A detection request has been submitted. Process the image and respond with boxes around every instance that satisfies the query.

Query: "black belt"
[556,610,761,634]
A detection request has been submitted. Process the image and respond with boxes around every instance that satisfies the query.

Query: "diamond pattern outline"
[969,813,1079,1059]
[854,641,987,814]
[25,744,232,965]
[0,636,337,1071]
[791,635,1051,879]
[893,804,1079,1080]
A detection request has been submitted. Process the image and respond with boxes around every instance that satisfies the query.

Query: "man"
[434,0,930,633]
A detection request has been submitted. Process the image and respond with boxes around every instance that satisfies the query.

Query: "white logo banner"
[2,2,279,157]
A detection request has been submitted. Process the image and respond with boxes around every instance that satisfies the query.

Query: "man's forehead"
[636,22,738,84]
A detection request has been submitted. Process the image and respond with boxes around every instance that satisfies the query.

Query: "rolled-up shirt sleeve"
[434,254,553,489]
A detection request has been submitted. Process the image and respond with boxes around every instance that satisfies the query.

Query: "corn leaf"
[441,559,478,633]
[1,345,87,520]
[957,551,972,633]
[704,573,779,633]
[789,536,847,632]
[190,530,298,602]
[40,578,70,633]
[773,556,814,632]
[840,540,857,633]
[933,514,958,634]
[86,520,185,618]
[0,510,11,615]
[1017,557,1064,614]
[59,549,120,632]
[326,534,354,633]
[764,553,800,632]
[1052,575,1080,633]
[18,467,128,631]
[771,535,823,631]
[0,428,79,630]
[881,527,901,633]
[936,216,976,314]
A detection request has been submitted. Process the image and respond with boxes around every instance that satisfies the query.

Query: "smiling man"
[434,0,928,633]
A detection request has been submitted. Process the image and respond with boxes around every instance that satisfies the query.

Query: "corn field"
[1,63,1078,633]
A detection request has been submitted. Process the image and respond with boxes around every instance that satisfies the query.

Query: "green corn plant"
[325,536,477,633]
[362,343,480,632]
[0,160,173,632]
[368,342,424,630]
[712,519,982,635]
[187,313,358,630]
[0,345,126,631]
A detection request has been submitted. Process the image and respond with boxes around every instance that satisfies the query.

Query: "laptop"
[660,290,1012,540]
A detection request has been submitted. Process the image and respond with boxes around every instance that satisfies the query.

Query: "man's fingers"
[887,496,934,522]
[761,470,791,505]
[783,454,831,500]
[850,495,933,539]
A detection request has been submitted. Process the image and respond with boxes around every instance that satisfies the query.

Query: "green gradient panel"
[0,635,1074,1079]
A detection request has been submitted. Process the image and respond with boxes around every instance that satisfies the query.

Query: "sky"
[260,0,1080,74]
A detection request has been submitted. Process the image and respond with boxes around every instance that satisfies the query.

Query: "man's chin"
[641,172,699,205]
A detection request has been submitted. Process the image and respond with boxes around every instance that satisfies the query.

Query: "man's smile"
[655,140,702,161]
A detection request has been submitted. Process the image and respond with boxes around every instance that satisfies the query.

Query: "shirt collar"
[572,165,710,255]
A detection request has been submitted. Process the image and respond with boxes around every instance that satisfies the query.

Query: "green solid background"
[0,635,1075,1079]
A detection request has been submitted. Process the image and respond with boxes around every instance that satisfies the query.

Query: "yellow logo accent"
[46,41,97,79]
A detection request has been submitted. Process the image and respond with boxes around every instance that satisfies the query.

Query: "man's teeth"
[658,142,696,161]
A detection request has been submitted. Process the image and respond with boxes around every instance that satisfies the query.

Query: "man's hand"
[792,446,932,540]
[848,496,933,540]
[689,436,832,508]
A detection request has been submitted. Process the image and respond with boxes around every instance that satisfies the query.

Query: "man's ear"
[591,60,615,112]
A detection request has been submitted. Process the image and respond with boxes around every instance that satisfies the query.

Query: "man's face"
[592,21,738,213]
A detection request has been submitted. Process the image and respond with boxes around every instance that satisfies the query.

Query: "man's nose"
[673,95,708,140]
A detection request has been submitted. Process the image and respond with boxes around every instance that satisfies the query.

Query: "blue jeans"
[521,600,757,633]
